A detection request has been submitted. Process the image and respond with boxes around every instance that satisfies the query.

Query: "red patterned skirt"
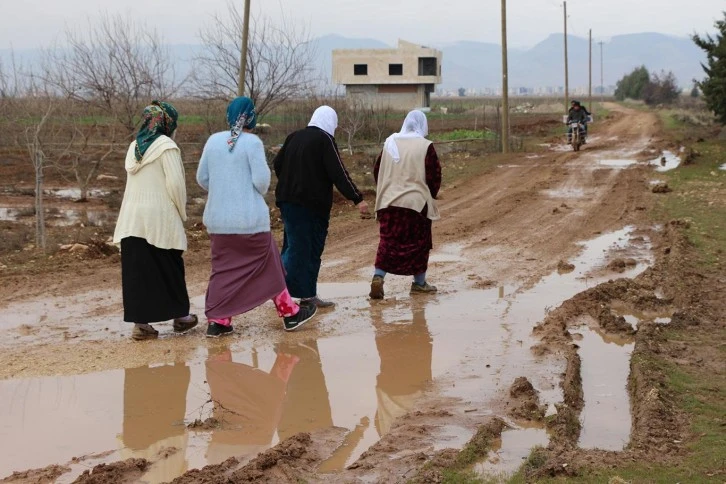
[375,207,432,276]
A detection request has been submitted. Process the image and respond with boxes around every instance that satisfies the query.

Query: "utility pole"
[599,41,604,102]
[563,1,569,112]
[588,29,593,113]
[501,0,510,153]
[238,0,251,97]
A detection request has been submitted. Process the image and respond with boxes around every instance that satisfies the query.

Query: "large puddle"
[0,227,653,481]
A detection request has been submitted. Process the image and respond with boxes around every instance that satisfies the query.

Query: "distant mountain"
[439,32,705,91]
[1,32,706,93]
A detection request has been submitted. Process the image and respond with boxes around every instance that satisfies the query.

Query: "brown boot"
[369,276,385,299]
[410,281,438,294]
[173,314,198,334]
[132,323,159,341]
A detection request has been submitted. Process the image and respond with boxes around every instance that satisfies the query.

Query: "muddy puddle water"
[0,228,653,482]
[475,423,549,481]
[650,150,681,172]
[571,325,635,451]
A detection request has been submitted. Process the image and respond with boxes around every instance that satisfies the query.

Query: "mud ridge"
[409,418,508,484]
[72,458,149,484]
[0,465,71,484]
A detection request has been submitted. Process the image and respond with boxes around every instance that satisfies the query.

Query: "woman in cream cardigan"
[113,100,197,341]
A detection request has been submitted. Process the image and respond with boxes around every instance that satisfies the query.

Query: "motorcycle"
[567,122,586,152]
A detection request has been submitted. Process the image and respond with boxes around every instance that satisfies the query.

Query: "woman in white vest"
[369,110,442,299]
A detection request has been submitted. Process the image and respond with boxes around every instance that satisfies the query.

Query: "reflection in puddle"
[650,151,681,172]
[429,243,465,263]
[44,188,111,199]
[541,188,586,199]
[0,227,654,481]
[0,207,21,221]
[598,159,637,168]
[611,302,672,329]
[0,206,116,227]
[475,424,549,480]
[574,326,634,451]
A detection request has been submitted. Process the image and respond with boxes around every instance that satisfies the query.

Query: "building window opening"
[418,57,437,76]
[389,63,403,76]
[354,64,368,76]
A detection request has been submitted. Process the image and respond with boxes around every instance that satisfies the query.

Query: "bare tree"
[53,118,118,202]
[25,102,54,251]
[42,13,182,134]
[339,99,368,155]
[370,104,393,144]
[193,1,318,118]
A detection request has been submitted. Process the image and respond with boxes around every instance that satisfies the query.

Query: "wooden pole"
[238,0,251,97]
[588,29,593,112]
[501,0,510,153]
[563,1,569,112]
[599,41,604,102]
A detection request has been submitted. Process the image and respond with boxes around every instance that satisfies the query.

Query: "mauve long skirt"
[121,236,190,323]
[205,232,287,320]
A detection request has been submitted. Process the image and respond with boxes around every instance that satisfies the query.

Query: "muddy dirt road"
[0,105,674,483]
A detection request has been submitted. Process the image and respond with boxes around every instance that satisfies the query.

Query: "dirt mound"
[597,308,636,335]
[72,458,148,484]
[187,417,220,430]
[169,434,319,484]
[0,465,70,484]
[670,310,701,328]
[169,457,240,484]
[557,260,575,274]
[608,258,638,272]
[651,183,672,194]
[508,377,547,421]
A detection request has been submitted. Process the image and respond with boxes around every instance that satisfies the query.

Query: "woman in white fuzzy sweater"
[113,101,197,341]
[196,96,317,337]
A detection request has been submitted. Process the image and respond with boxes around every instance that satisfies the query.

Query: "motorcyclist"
[569,100,590,140]
[566,103,588,143]
[569,100,591,117]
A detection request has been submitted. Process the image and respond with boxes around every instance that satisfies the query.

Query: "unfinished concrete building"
[332,40,443,110]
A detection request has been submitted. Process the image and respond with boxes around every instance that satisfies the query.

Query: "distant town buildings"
[332,40,443,110]
[436,85,615,97]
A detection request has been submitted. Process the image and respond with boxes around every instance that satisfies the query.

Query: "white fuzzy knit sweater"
[113,136,188,251]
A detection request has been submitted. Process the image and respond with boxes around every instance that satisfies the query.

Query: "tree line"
[613,10,726,124]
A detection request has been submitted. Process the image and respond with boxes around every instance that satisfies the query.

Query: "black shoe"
[284,304,318,332]
[206,322,233,338]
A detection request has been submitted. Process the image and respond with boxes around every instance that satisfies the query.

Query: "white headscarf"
[308,106,338,136]
[383,110,429,162]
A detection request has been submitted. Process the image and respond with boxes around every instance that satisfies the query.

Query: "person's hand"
[357,200,372,219]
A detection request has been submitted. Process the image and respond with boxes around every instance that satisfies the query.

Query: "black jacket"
[569,105,591,116]
[274,126,363,217]
[567,109,589,124]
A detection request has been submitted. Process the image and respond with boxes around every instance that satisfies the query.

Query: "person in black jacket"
[274,106,369,308]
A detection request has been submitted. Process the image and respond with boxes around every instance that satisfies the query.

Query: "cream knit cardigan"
[113,136,188,251]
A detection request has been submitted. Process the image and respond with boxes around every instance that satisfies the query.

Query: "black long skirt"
[121,236,190,323]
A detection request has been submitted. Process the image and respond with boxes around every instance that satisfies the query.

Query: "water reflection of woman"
[277,340,334,440]
[204,346,299,464]
[373,304,433,436]
[121,363,190,480]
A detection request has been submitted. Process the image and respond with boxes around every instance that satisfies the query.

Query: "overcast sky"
[1,0,722,50]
